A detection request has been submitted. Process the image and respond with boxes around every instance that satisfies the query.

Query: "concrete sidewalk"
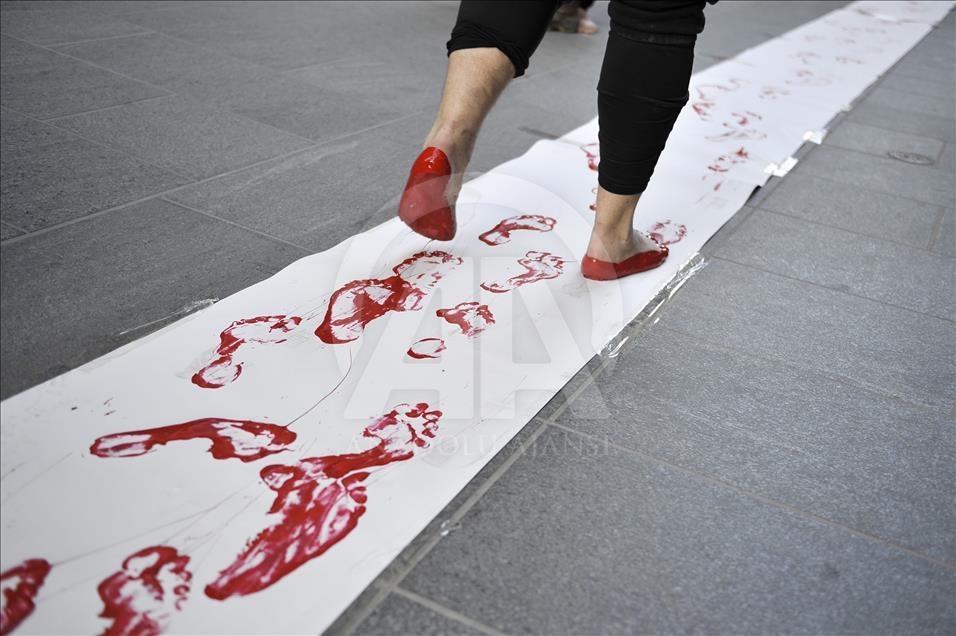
[2,1,954,634]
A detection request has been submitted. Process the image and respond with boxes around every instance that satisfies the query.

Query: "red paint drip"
[435,302,495,337]
[407,338,446,359]
[478,214,556,246]
[580,143,599,171]
[91,419,296,462]
[316,251,462,344]
[205,403,441,600]
[97,546,190,636]
[480,251,567,294]
[0,559,50,636]
[647,220,688,247]
[193,315,301,389]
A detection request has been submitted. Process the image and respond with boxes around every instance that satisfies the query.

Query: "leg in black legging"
[587,1,702,265]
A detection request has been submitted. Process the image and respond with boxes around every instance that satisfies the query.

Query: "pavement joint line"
[657,323,952,417]
[753,205,955,257]
[44,30,154,49]
[158,197,315,254]
[0,219,28,235]
[712,253,956,324]
[3,31,324,147]
[40,93,174,122]
[546,421,956,572]
[390,586,505,636]
[331,582,393,636]
[0,110,425,248]
[928,207,947,250]
[0,104,196,181]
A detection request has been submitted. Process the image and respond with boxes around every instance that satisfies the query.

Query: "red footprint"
[407,338,446,359]
[1,559,51,636]
[193,315,301,389]
[316,251,463,344]
[479,214,556,245]
[647,220,688,246]
[436,302,495,337]
[205,403,441,600]
[480,251,567,294]
[91,419,296,463]
[97,546,191,636]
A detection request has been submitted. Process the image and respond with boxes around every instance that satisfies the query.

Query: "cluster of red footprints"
[4,143,687,632]
[0,212,573,634]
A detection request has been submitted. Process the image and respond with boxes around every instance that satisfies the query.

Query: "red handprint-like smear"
[193,315,301,389]
[435,302,495,338]
[478,214,556,245]
[706,113,766,142]
[691,78,748,120]
[480,251,567,294]
[316,251,463,344]
[702,147,751,191]
[1,559,50,636]
[205,403,441,600]
[647,220,688,246]
[580,143,599,171]
[407,338,446,359]
[97,546,191,636]
[786,68,831,86]
[91,419,296,463]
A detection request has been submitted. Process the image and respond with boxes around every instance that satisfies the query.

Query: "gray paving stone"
[938,142,955,174]
[0,108,188,232]
[402,426,956,635]
[902,35,956,71]
[165,127,416,252]
[888,56,956,83]
[53,94,312,180]
[758,171,942,249]
[878,71,956,101]
[933,208,955,257]
[794,144,955,208]
[353,593,483,636]
[0,198,306,399]
[0,35,166,120]
[56,33,403,142]
[824,120,944,161]
[654,259,954,411]
[862,85,955,120]
[848,99,956,144]
[555,325,956,564]
[0,3,147,45]
[718,209,955,320]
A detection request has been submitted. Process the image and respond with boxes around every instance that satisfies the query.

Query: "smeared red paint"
[706,113,767,142]
[193,315,301,389]
[580,143,599,171]
[792,50,821,65]
[691,78,748,120]
[205,403,441,600]
[98,546,191,636]
[480,251,567,294]
[478,214,556,245]
[647,220,688,246]
[835,55,864,65]
[758,85,790,100]
[407,338,446,359]
[316,251,462,344]
[436,302,495,337]
[1,559,50,636]
[786,68,831,86]
[91,419,296,462]
[702,146,751,190]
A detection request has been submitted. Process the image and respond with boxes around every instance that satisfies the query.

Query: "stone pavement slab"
[0,107,188,232]
[0,198,306,397]
[397,426,954,635]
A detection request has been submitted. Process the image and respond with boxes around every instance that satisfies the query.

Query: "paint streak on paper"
[436,302,495,337]
[479,215,556,245]
[0,559,50,636]
[97,547,191,636]
[480,251,567,294]
[193,316,301,389]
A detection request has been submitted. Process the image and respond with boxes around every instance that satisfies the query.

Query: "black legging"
[447,1,712,195]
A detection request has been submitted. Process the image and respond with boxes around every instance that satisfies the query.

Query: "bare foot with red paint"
[586,228,662,263]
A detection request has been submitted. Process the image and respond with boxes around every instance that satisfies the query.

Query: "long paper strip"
[1,2,951,633]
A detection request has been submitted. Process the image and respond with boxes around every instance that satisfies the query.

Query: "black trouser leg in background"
[446,0,707,195]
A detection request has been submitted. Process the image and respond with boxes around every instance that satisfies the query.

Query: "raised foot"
[398,146,457,241]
